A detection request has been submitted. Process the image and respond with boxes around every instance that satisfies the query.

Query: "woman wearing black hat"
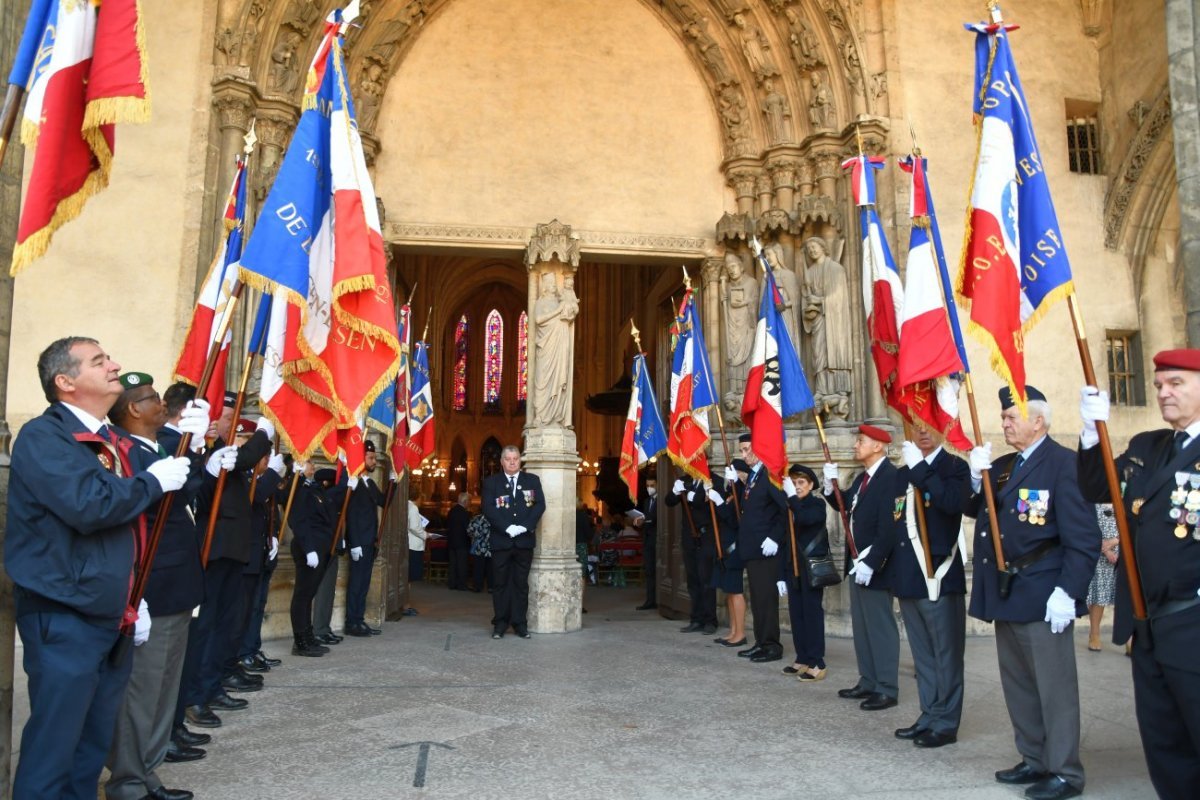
[710,459,749,647]
[782,463,831,681]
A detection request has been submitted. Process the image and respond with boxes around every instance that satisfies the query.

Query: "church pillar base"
[524,425,582,633]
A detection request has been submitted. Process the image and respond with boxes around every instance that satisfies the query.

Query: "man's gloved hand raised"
[148,457,190,492]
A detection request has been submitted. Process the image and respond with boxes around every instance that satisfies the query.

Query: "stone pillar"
[1166,0,1200,346]
[523,221,582,633]
[728,168,759,216]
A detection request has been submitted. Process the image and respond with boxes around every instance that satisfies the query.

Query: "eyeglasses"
[130,392,161,406]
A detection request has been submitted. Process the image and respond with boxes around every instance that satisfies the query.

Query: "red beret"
[234,418,256,435]
[1153,349,1200,372]
[857,424,892,444]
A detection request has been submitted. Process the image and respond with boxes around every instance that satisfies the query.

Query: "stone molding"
[383,221,711,259]
[1104,86,1173,250]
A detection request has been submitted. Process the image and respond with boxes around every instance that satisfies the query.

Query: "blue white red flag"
[958,21,1073,413]
[620,352,668,504]
[366,305,412,474]
[9,0,149,274]
[174,157,247,421]
[843,154,904,411]
[405,340,435,471]
[238,4,399,459]
[742,244,815,486]
[896,156,972,452]
[667,290,717,482]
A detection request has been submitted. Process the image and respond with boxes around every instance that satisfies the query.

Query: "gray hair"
[1028,399,1052,429]
[458,492,469,505]
[501,445,522,458]
[37,336,98,403]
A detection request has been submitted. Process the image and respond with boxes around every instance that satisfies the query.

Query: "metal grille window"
[1106,330,1144,406]
[1067,117,1101,174]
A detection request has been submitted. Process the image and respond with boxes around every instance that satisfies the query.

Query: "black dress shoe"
[701,624,718,635]
[719,638,747,647]
[258,651,282,667]
[239,654,269,673]
[737,645,764,658]
[344,623,372,637]
[221,672,262,692]
[679,622,704,633]
[208,691,249,711]
[366,624,382,635]
[235,667,265,683]
[838,685,872,699]
[316,633,342,645]
[914,730,958,748]
[491,628,505,639]
[995,762,1050,785]
[183,705,221,728]
[860,693,898,710]
[635,603,657,610]
[144,787,196,800]
[1024,775,1082,800]
[513,626,532,639]
[894,723,926,740]
[172,725,211,747]
[750,648,783,663]
[163,741,206,763]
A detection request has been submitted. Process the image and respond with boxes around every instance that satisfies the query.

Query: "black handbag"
[801,531,842,589]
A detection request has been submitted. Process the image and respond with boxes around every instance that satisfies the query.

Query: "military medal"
[1131,498,1145,516]
[1017,488,1030,522]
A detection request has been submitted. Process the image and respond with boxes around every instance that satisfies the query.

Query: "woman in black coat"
[783,463,831,682]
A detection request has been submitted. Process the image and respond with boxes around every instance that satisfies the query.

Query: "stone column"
[1166,0,1200,346]
[523,221,582,633]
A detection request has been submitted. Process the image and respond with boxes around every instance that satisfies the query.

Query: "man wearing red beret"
[823,424,902,711]
[1078,349,1200,800]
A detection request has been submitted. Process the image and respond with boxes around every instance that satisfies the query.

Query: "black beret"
[789,463,818,486]
[737,432,752,444]
[731,458,750,473]
[314,468,336,485]
[998,385,1046,410]
[364,439,376,453]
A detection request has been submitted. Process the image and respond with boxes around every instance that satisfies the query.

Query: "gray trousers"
[899,594,966,734]
[848,582,899,698]
[313,554,340,636]
[995,620,1085,789]
[104,610,192,800]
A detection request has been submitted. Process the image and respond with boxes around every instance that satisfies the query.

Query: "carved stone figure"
[356,60,386,130]
[684,21,734,86]
[718,85,752,154]
[533,272,576,427]
[216,27,239,63]
[761,79,793,145]
[784,7,822,71]
[732,13,780,83]
[269,32,303,95]
[808,72,835,130]
[764,243,801,353]
[722,253,758,398]
[801,237,852,419]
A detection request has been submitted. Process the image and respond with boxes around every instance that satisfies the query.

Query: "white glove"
[133,598,151,646]
[822,462,838,493]
[306,551,319,568]
[348,475,360,490]
[255,416,275,440]
[506,525,526,537]
[672,479,685,495]
[707,488,724,506]
[147,457,190,492]
[268,452,285,477]
[1045,586,1076,634]
[268,537,279,560]
[686,491,695,502]
[350,546,363,561]
[761,537,779,557]
[206,445,237,477]
[777,580,788,597]
[783,477,797,498]
[853,560,874,585]
[293,459,307,474]
[178,401,210,451]
[901,441,922,469]
[1079,386,1109,449]
[968,443,993,482]
[724,465,737,483]
[390,471,399,482]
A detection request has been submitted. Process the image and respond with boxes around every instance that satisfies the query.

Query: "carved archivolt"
[1104,86,1173,251]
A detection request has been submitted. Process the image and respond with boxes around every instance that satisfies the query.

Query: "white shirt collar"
[924,446,943,465]
[1178,421,1200,447]
[864,457,885,478]
[1020,434,1048,460]
[131,434,157,449]
[163,421,183,433]
[60,402,106,434]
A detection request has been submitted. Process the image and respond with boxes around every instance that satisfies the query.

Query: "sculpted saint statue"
[764,243,801,354]
[722,253,758,398]
[801,237,853,419]
[532,272,576,426]
[808,72,835,130]
[761,79,793,145]
[733,13,780,83]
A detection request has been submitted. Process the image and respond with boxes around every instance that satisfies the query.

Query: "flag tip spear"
[681,264,692,291]
[908,121,921,157]
[630,318,643,352]
[243,119,258,154]
[406,282,417,306]
[421,306,432,340]
[854,122,865,156]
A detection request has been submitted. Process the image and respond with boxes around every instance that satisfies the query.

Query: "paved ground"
[13,584,1156,799]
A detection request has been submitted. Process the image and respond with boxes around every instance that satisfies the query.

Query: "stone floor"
[13,583,1156,799]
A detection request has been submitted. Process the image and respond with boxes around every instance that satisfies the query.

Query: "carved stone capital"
[756,207,795,235]
[726,168,760,198]
[715,212,754,245]
[796,193,842,231]
[767,157,801,189]
[525,219,581,268]
[701,257,725,288]
[212,85,255,133]
[813,152,841,183]
[254,110,296,151]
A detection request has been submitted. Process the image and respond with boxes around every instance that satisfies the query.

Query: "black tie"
[509,477,517,497]
[1012,454,1026,476]
[1173,431,1189,457]
[96,424,111,441]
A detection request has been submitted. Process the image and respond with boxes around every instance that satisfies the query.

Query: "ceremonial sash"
[904,485,966,602]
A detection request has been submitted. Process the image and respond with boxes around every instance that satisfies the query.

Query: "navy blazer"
[842,458,903,590]
[665,475,722,557]
[782,491,831,581]
[328,472,385,550]
[288,479,336,555]
[482,471,546,551]
[1079,429,1200,660]
[873,450,969,600]
[736,466,788,562]
[244,468,283,574]
[194,430,272,564]
[445,503,471,549]
[5,403,164,627]
[965,436,1100,623]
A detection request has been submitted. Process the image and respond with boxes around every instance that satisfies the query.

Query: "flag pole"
[201,345,257,567]
[1067,293,1146,619]
[902,421,936,580]
[0,85,23,168]
[813,411,858,560]
[280,469,302,534]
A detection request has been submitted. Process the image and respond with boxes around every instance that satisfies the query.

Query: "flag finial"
[908,121,921,158]
[406,282,417,306]
[855,122,865,156]
[243,120,258,155]
[421,307,432,340]
[631,319,643,352]
[987,1,1003,24]
[681,265,692,292]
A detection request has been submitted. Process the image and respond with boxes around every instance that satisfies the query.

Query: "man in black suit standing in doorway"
[481,445,546,639]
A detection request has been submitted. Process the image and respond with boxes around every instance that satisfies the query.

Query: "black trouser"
[345,544,375,625]
[179,557,245,708]
[224,572,259,676]
[448,545,469,589]
[745,557,781,650]
[239,556,277,659]
[290,542,330,636]
[642,536,657,605]
[1132,610,1200,800]
[787,575,826,668]
[491,547,533,630]
[681,534,718,626]
[472,555,491,592]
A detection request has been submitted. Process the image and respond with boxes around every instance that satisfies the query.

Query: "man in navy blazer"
[481,445,546,638]
[965,387,1099,800]
[731,432,787,663]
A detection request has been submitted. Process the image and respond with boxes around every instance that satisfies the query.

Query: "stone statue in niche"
[532,271,577,427]
[269,31,303,95]
[784,7,822,71]
[721,253,758,399]
[761,79,793,145]
[356,60,386,130]
[684,21,735,86]
[718,85,752,153]
[801,237,852,420]
[808,72,836,130]
[764,243,801,354]
[732,12,780,83]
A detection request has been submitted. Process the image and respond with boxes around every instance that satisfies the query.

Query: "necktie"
[509,477,517,497]
[1173,430,1189,457]
[860,471,871,495]
[97,424,111,441]
[1012,454,1026,476]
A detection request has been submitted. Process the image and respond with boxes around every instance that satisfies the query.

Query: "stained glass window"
[484,309,504,408]
[453,314,469,411]
[517,311,528,404]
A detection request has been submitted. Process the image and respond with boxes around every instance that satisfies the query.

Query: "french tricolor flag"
[620,352,668,504]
